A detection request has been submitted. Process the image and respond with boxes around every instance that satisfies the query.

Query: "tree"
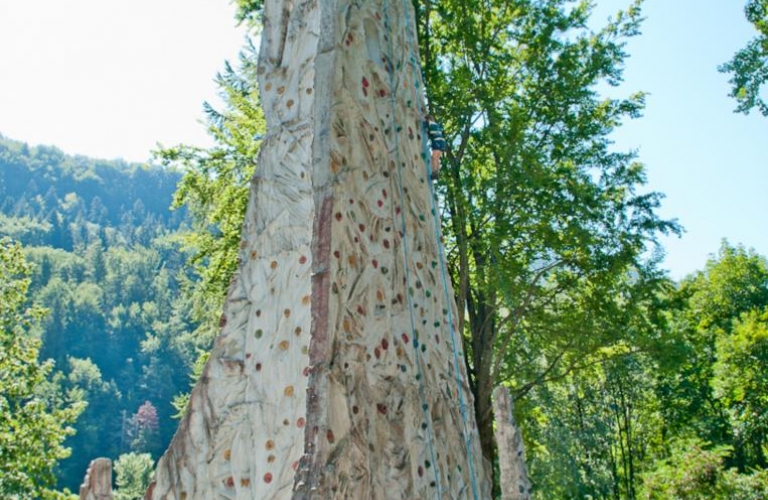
[113,452,154,500]
[0,237,84,499]
[660,242,768,471]
[720,0,768,116]
[416,0,679,463]
[638,439,768,500]
[128,401,161,455]
[713,307,768,469]
[58,357,122,493]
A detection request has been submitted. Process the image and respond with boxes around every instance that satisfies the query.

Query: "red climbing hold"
[362,76,369,88]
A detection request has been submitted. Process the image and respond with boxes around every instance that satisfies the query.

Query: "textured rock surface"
[79,458,113,500]
[493,387,531,500]
[146,0,490,498]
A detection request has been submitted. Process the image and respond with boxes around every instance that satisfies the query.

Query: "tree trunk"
[144,0,490,498]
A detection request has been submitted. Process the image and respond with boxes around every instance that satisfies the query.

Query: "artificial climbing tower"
[145,0,491,498]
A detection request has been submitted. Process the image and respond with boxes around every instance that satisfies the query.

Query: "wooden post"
[79,458,113,500]
[493,386,532,500]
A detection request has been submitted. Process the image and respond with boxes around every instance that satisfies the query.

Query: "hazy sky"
[0,0,766,280]
[0,0,246,161]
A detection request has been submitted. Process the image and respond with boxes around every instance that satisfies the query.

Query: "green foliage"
[1,136,199,490]
[0,135,185,249]
[158,38,265,348]
[527,351,666,499]
[417,0,679,471]
[113,452,154,500]
[661,243,768,469]
[713,307,768,468]
[719,0,768,116]
[233,0,264,26]
[0,238,84,499]
[639,439,768,500]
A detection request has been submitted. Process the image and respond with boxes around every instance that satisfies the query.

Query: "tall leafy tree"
[720,0,768,116]
[0,238,84,499]
[416,0,679,461]
[113,452,154,500]
[662,242,768,471]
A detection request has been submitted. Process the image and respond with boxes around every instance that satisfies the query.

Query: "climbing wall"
[145,0,490,498]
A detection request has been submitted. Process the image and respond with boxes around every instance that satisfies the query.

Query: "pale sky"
[0,0,766,280]
[0,0,246,162]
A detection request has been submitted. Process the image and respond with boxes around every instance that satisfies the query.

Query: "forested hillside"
[3,0,768,498]
[0,135,198,492]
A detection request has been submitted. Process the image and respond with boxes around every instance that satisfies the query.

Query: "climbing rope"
[380,0,443,496]
[398,1,482,498]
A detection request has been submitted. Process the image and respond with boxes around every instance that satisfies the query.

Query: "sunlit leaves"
[0,238,84,499]
[720,0,768,116]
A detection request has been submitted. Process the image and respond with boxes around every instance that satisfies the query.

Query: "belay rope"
[379,0,482,498]
[380,0,443,496]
